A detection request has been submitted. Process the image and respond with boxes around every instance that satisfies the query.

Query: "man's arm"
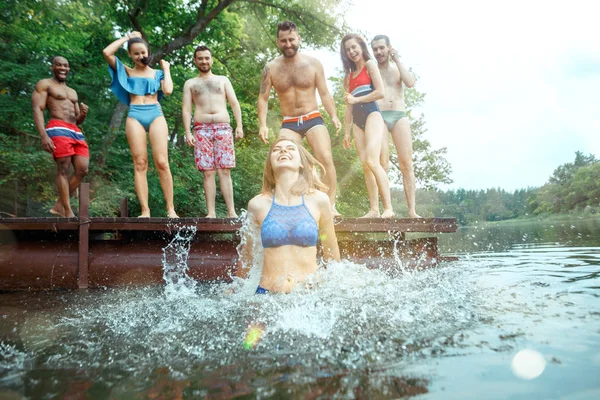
[314,60,341,134]
[390,47,416,88]
[75,103,88,126]
[74,91,88,126]
[224,77,243,139]
[182,80,195,147]
[31,80,55,154]
[257,63,272,144]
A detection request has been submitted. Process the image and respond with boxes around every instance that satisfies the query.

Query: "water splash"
[0,217,487,396]
[230,210,264,296]
[2,223,599,397]
[162,224,197,298]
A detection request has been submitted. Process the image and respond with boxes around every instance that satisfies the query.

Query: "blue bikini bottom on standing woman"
[128,103,164,132]
[351,85,380,131]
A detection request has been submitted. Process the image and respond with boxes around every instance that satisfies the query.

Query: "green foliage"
[0,0,452,218]
[0,133,55,216]
[529,152,600,215]
[406,152,599,225]
[402,187,536,225]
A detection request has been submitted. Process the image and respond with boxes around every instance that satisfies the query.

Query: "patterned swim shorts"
[193,122,235,170]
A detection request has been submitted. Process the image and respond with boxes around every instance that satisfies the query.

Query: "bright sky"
[313,0,600,191]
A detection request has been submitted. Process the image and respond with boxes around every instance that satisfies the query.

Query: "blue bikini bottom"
[128,103,163,131]
[255,286,270,295]
[352,93,380,131]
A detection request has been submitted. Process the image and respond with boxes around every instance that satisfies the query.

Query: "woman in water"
[103,31,178,218]
[341,34,394,218]
[237,137,340,293]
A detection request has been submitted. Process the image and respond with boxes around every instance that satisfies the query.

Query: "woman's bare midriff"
[129,93,160,105]
[260,246,319,293]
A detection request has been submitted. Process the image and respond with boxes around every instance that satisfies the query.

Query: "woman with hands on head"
[237,137,340,294]
[102,31,178,218]
[341,34,395,218]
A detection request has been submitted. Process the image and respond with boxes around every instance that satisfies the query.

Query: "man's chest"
[192,79,224,96]
[49,86,75,102]
[272,64,315,91]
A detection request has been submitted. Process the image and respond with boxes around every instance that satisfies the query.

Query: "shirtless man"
[258,20,342,216]
[183,45,243,218]
[371,35,421,218]
[32,56,89,218]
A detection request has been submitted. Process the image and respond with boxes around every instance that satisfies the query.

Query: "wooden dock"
[0,184,457,290]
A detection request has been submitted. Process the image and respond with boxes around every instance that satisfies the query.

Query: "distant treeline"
[392,152,600,225]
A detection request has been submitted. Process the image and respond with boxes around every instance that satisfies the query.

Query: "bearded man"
[257,21,342,216]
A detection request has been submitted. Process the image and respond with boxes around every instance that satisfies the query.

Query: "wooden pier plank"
[0,217,457,234]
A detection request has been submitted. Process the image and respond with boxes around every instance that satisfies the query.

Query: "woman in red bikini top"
[340,34,395,218]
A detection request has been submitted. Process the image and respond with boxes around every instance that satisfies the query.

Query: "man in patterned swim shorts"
[183,45,243,218]
[32,56,90,218]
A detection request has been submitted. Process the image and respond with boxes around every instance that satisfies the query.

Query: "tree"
[399,84,452,189]
[0,0,349,216]
[530,152,599,214]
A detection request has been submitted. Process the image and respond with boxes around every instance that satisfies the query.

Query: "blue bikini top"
[261,192,319,248]
[108,58,164,106]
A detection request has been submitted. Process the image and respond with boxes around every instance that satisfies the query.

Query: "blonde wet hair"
[261,137,328,196]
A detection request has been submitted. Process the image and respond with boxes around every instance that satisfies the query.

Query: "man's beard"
[198,65,211,73]
[282,46,299,58]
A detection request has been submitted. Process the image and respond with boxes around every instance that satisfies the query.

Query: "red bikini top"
[348,66,371,93]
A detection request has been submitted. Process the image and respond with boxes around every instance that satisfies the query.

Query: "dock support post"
[77,182,90,289]
[120,198,128,218]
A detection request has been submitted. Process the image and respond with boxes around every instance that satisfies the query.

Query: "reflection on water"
[0,217,599,398]
[438,216,600,254]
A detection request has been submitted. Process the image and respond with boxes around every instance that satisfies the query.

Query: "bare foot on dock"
[49,202,65,217]
[381,209,395,219]
[228,212,238,218]
[205,213,216,219]
[331,204,342,217]
[360,210,380,218]
[408,211,422,218]
[167,209,179,218]
[50,202,75,218]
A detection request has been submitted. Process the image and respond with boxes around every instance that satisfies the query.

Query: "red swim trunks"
[193,122,235,170]
[45,119,89,159]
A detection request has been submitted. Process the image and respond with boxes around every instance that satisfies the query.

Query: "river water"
[0,217,599,399]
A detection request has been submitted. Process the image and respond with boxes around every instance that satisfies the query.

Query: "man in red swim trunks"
[183,46,244,218]
[32,56,89,218]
